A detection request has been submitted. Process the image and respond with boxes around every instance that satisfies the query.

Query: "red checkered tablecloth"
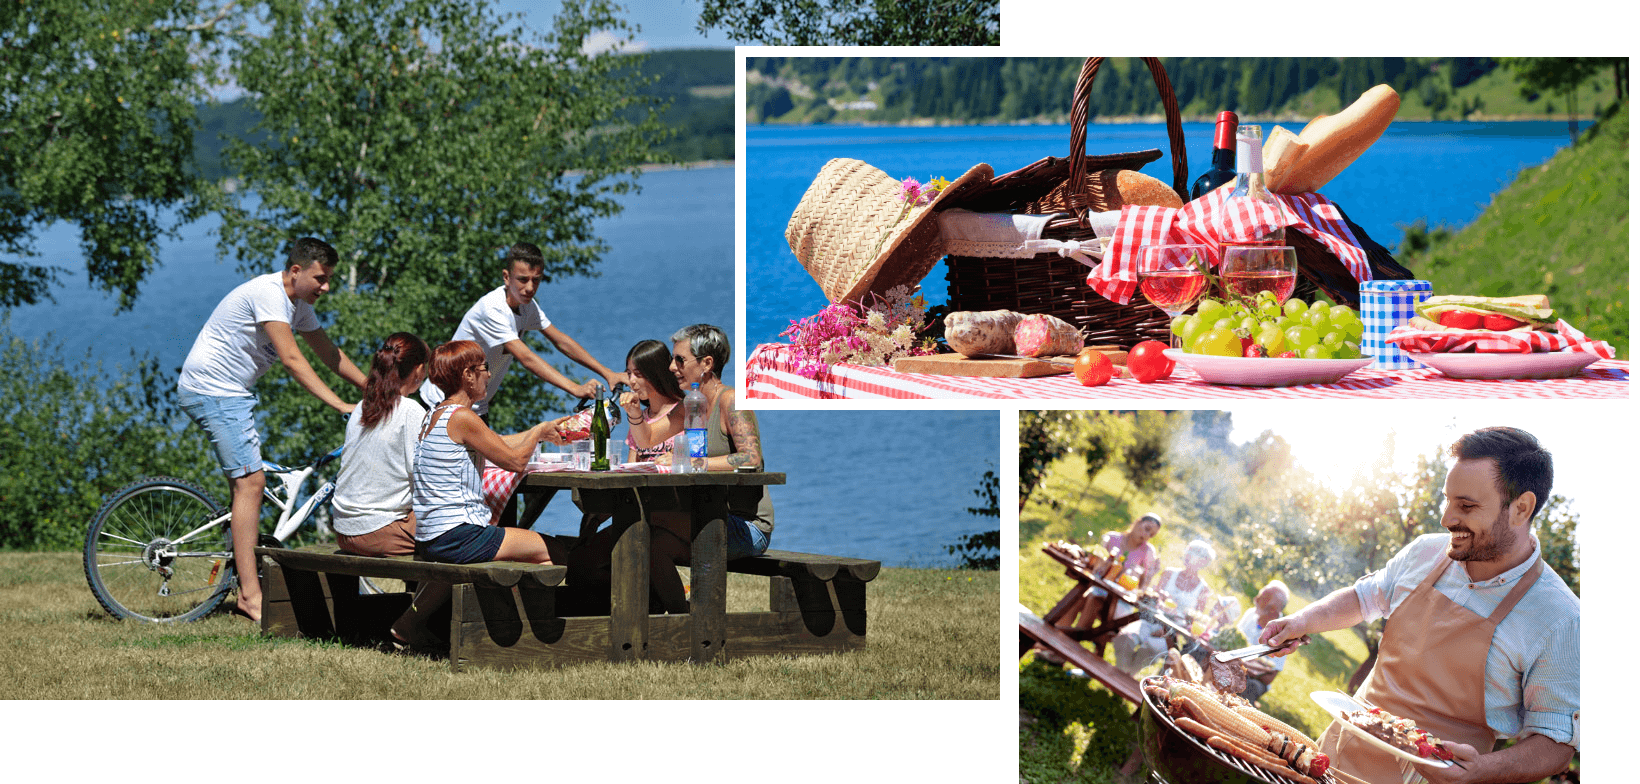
[743,344,1629,400]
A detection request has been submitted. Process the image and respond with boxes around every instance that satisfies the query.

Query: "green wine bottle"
[590,396,611,471]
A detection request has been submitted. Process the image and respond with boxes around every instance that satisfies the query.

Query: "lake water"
[8,165,1001,568]
[746,121,1576,346]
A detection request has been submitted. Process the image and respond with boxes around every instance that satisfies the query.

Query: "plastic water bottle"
[670,431,692,474]
[684,382,708,472]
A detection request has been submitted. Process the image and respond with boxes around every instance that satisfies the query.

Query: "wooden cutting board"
[893,347,1131,379]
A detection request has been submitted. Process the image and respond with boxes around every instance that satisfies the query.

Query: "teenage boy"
[177,237,365,622]
[420,242,625,417]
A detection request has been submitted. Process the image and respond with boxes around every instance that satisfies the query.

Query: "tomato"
[1483,313,1528,330]
[1308,753,1330,778]
[1073,350,1115,386]
[1438,310,1483,330]
[1127,341,1173,383]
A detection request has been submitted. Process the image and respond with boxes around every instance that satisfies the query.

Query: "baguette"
[1279,84,1400,194]
[1262,125,1309,193]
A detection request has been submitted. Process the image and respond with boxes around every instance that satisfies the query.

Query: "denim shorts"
[178,390,262,479]
[726,515,770,560]
[416,524,504,564]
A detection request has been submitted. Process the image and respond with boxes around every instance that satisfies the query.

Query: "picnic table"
[260,466,884,671]
[744,343,1629,399]
[508,469,788,665]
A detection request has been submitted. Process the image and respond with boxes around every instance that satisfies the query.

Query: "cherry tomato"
[1073,350,1115,386]
[1127,341,1173,383]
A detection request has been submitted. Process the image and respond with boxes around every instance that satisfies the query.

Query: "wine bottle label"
[1235,132,1264,174]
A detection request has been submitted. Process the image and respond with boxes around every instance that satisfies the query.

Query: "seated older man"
[1235,580,1291,703]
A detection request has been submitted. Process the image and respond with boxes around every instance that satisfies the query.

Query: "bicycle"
[82,445,349,623]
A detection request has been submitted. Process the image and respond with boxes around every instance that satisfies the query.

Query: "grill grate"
[1142,682,1336,784]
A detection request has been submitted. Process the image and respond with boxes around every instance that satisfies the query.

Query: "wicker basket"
[940,57,1413,348]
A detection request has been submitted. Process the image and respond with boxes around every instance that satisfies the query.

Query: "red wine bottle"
[1190,111,1238,200]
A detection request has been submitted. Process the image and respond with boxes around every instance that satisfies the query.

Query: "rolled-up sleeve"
[1352,537,1425,623]
[1519,614,1580,749]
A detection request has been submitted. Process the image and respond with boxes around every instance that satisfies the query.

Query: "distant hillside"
[1399,101,1628,359]
[746,57,1622,126]
[190,48,733,178]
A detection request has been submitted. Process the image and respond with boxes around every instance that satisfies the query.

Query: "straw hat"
[786,159,992,304]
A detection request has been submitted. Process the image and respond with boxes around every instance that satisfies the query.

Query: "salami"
[1014,313,1084,357]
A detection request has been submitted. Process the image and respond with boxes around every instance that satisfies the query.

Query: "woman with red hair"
[412,340,570,565]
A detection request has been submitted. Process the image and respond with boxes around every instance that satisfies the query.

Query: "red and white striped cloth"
[742,343,1628,400]
[1090,189,1372,304]
[1386,318,1616,357]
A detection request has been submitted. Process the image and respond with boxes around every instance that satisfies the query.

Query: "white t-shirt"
[331,396,427,536]
[179,272,320,397]
[420,285,550,416]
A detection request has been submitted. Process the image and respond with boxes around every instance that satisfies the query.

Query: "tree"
[1501,57,1626,142]
[0,0,244,309]
[696,0,998,46]
[211,0,669,460]
[946,468,999,569]
[1019,410,1084,511]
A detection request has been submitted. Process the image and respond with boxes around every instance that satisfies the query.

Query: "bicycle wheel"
[84,477,236,623]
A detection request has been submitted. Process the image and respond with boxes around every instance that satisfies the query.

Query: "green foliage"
[0,0,245,309]
[1019,411,1087,511]
[1018,659,1138,771]
[0,317,218,549]
[698,0,998,46]
[1120,411,1175,495]
[209,0,670,452]
[946,469,999,570]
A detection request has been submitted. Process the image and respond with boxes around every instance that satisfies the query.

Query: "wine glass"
[1137,244,1211,348]
[1220,244,1298,305]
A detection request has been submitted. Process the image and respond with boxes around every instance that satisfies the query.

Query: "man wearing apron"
[1259,427,1578,784]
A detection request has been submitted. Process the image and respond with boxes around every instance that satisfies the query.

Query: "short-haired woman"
[413,340,570,565]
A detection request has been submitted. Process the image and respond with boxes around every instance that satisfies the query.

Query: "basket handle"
[1067,57,1191,218]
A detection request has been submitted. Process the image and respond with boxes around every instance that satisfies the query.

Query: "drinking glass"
[1137,244,1211,348]
[572,439,592,471]
[1220,244,1298,304]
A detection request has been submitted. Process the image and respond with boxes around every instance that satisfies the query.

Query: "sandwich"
[1411,294,1556,333]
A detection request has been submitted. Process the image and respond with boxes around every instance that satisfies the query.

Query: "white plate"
[1165,349,1372,387]
[1409,350,1600,380]
[1309,691,1454,769]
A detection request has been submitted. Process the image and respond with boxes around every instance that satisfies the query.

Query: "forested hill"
[748,57,1622,125]
[193,48,734,179]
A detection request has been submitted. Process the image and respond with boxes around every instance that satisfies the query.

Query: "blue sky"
[491,0,734,49]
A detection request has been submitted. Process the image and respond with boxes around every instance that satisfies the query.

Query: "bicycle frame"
[156,446,345,557]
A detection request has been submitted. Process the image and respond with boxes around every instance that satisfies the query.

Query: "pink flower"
[900,177,924,205]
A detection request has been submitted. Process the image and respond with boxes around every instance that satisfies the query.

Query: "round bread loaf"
[1029,168,1184,213]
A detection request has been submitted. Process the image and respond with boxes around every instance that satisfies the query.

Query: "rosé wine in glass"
[1138,244,1212,348]
[1222,269,1297,301]
[1221,245,1298,306]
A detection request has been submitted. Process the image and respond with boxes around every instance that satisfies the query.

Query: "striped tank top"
[411,404,489,541]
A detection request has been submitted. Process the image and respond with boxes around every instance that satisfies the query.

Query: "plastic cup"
[572,440,591,471]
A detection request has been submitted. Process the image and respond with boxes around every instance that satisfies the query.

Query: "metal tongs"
[1212,636,1310,663]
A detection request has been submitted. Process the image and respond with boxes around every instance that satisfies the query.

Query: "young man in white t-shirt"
[420,242,626,417]
[177,237,365,622]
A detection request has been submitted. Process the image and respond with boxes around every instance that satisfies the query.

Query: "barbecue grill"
[1139,675,1337,784]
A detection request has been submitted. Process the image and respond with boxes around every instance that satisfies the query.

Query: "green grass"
[1403,100,1628,359]
[0,551,998,700]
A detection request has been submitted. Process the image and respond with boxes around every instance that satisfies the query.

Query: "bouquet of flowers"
[780,284,939,378]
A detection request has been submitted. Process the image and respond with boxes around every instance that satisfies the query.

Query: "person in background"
[1114,539,1217,676]
[420,242,625,418]
[1037,513,1163,668]
[1234,580,1290,704]
[177,237,365,622]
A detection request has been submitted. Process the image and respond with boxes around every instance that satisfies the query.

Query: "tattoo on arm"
[725,409,762,469]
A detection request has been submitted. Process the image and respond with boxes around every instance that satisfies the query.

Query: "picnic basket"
[939,57,1413,348]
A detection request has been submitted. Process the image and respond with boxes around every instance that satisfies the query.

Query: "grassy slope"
[1405,101,1629,359]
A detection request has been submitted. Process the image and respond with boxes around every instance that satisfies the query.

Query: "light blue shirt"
[1352,533,1579,750]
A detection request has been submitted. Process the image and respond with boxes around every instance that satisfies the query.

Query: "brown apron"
[1319,555,1543,784]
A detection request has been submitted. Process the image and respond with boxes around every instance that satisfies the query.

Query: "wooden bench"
[1018,604,1143,706]
[255,544,879,671]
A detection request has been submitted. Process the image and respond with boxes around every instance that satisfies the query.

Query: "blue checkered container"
[1359,280,1432,369]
